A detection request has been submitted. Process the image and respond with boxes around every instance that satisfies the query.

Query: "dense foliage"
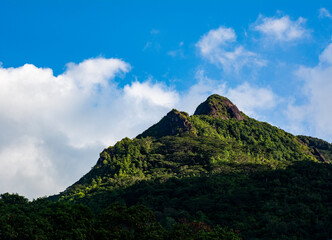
[56,160,332,239]
[0,194,239,240]
[0,193,93,240]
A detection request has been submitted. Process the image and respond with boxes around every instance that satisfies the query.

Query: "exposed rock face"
[194,94,244,120]
[137,109,195,138]
[297,135,332,164]
[313,147,330,164]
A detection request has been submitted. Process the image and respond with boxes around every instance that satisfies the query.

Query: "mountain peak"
[137,109,195,138]
[194,94,244,120]
[137,94,244,139]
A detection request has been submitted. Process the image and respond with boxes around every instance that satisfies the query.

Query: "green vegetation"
[0,194,239,240]
[297,135,332,163]
[0,193,93,240]
[62,115,321,201]
[1,94,331,239]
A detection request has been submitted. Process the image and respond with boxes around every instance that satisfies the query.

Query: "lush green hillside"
[54,95,331,239]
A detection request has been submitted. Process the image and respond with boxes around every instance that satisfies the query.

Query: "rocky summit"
[194,94,245,120]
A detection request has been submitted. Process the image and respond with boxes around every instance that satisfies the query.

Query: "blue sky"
[0,0,331,198]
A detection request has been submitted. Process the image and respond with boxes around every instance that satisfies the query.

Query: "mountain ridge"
[55,94,331,204]
[50,94,331,239]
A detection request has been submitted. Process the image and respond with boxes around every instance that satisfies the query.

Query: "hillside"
[53,94,332,239]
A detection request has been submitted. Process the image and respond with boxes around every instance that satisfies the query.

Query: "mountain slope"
[56,94,332,239]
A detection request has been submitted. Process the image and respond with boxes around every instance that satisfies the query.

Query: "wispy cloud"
[196,26,266,73]
[168,42,185,58]
[143,29,162,51]
[319,8,332,19]
[253,15,310,42]
[285,43,332,141]
[197,27,236,55]
[150,29,160,35]
[168,49,184,57]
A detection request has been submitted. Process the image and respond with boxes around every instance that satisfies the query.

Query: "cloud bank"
[0,56,280,199]
[0,58,178,199]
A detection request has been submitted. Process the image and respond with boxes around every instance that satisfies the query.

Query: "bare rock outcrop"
[194,94,244,120]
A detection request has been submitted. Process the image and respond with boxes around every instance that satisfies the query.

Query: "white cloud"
[179,71,227,113]
[124,81,178,108]
[197,27,236,55]
[226,82,277,117]
[63,58,129,90]
[319,8,332,19]
[0,137,56,195]
[0,57,178,199]
[196,26,265,73]
[319,43,332,64]
[254,15,309,42]
[285,43,332,142]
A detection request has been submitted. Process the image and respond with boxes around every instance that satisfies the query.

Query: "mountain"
[1,94,330,239]
[52,94,332,239]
